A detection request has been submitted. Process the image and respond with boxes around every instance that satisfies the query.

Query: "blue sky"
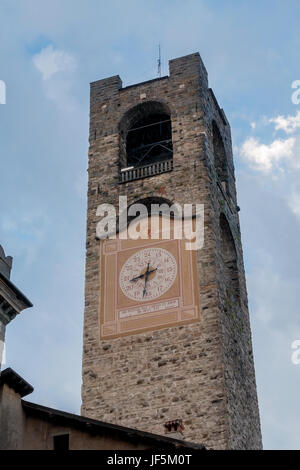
[1,0,300,449]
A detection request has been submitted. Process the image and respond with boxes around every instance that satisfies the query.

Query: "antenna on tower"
[157,44,161,78]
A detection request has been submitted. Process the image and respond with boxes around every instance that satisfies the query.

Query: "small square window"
[53,434,69,451]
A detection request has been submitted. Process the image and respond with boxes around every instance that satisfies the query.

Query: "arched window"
[220,214,240,301]
[212,121,228,192]
[124,196,176,227]
[128,196,173,214]
[119,101,173,168]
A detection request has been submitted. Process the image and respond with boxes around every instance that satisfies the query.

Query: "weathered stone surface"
[81,52,262,450]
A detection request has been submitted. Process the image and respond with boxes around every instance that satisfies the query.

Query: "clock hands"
[143,263,158,298]
[130,273,145,283]
[143,263,150,298]
[129,266,157,283]
[120,248,177,302]
[129,263,157,298]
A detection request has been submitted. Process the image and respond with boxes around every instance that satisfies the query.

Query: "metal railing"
[119,159,173,183]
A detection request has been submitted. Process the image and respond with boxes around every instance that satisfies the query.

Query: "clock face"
[119,247,177,302]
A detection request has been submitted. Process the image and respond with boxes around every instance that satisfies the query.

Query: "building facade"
[81,52,262,450]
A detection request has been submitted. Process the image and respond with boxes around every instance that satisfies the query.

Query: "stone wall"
[81,53,262,449]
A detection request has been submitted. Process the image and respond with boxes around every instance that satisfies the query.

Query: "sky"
[0,0,300,450]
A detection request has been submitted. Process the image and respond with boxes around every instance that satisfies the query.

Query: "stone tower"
[81,52,262,449]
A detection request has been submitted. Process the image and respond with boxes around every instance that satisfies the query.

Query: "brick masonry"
[81,52,262,449]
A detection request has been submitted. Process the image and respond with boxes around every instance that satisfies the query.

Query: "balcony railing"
[119,159,173,183]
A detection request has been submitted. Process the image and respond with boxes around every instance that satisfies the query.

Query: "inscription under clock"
[119,299,179,319]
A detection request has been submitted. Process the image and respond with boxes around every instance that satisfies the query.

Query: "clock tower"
[81,52,262,449]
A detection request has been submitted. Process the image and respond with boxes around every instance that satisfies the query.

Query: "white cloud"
[33,45,76,80]
[240,111,300,224]
[240,136,295,172]
[32,45,78,111]
[269,110,300,134]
